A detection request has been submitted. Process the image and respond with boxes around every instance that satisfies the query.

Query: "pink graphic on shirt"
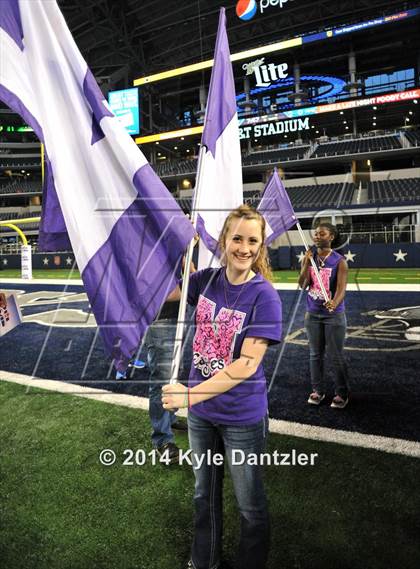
[308,267,332,301]
[0,306,10,328]
[193,294,246,378]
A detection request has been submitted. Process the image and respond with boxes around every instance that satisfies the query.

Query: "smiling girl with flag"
[162,205,282,569]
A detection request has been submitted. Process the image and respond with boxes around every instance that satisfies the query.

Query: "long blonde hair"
[218,204,272,281]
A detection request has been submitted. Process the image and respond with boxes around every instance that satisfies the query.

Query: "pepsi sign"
[236,0,291,21]
[236,0,257,21]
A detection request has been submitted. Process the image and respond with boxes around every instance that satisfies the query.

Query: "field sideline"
[1,267,419,284]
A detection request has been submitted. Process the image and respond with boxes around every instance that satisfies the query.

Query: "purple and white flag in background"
[257,168,297,245]
[194,7,243,268]
[0,0,195,370]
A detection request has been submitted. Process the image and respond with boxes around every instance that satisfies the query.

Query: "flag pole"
[295,221,330,304]
[169,144,206,384]
[169,6,239,382]
[41,143,44,184]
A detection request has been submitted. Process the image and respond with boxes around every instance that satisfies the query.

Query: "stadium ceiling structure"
[58,0,420,86]
[1,0,419,150]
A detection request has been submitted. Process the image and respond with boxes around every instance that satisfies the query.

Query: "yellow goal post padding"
[0,217,41,246]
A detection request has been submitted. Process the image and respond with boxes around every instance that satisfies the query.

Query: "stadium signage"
[260,0,290,13]
[242,58,289,87]
[236,0,291,21]
[236,74,346,108]
[134,9,420,85]
[0,125,33,132]
[319,89,420,114]
[332,12,413,36]
[134,88,419,144]
[239,117,310,139]
[108,88,140,135]
[237,88,420,129]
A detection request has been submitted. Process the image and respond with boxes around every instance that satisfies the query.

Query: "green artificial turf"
[272,268,420,285]
[0,269,81,279]
[0,380,419,569]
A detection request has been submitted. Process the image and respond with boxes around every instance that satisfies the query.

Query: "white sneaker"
[307,392,325,405]
[330,395,349,409]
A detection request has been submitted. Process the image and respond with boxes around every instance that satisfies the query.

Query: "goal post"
[0,217,41,279]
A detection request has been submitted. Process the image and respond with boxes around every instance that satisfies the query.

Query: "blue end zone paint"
[0,283,419,442]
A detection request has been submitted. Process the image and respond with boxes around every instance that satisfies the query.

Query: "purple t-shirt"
[306,250,345,314]
[186,268,282,425]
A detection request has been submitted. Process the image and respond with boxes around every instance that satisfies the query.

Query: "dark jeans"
[145,319,178,447]
[188,411,270,569]
[304,311,349,398]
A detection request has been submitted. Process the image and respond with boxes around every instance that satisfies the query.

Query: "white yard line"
[274,283,420,292]
[1,371,419,459]
[268,418,420,459]
[0,278,83,285]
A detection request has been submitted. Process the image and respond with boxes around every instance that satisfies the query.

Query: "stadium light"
[135,126,203,144]
[133,37,301,86]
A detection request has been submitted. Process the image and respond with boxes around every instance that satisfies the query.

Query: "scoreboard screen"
[108,88,140,135]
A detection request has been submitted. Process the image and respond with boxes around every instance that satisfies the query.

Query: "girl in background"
[298,223,350,408]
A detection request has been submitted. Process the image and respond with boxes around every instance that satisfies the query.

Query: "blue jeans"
[188,412,270,569]
[145,319,178,448]
[304,311,349,398]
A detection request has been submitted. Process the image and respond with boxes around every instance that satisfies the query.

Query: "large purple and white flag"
[257,168,297,245]
[194,8,243,268]
[0,0,195,370]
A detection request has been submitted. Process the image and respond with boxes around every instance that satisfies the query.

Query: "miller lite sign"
[243,58,289,87]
